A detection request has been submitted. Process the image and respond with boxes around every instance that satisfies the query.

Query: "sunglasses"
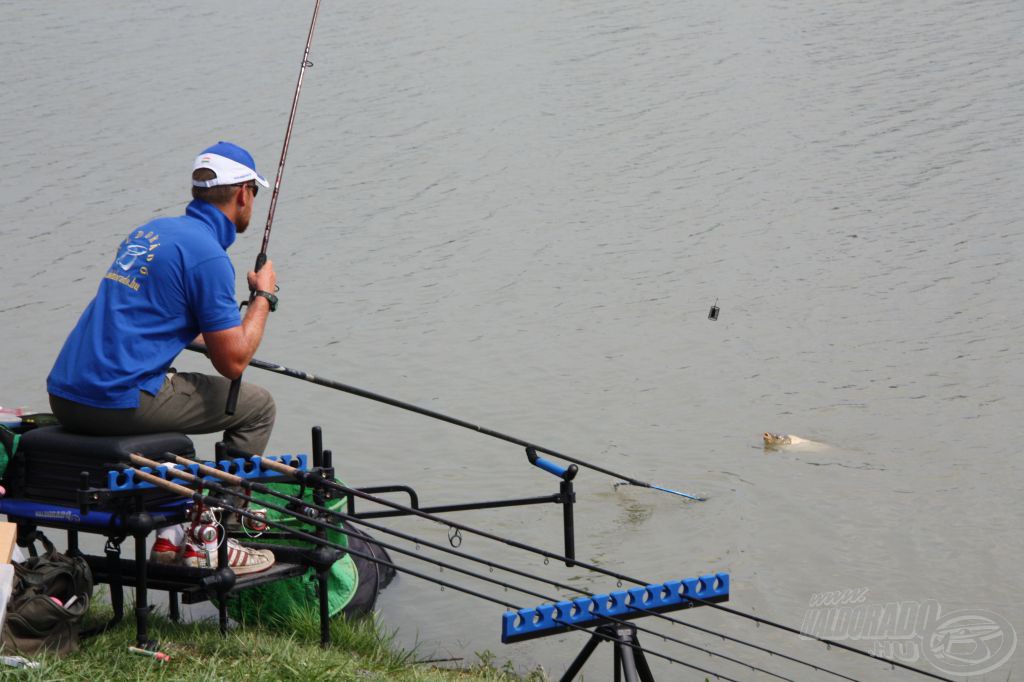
[234,181,259,198]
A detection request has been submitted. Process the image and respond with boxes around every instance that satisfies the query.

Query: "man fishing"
[45,141,279,574]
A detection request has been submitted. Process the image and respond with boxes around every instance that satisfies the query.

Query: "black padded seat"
[4,426,195,505]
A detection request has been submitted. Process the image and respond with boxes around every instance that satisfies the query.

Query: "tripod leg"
[631,631,657,682]
[616,637,641,682]
[560,630,604,682]
[614,624,652,682]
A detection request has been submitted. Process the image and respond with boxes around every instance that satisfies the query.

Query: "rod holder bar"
[108,454,308,492]
[502,573,730,643]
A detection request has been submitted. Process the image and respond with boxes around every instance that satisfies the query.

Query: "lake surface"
[2,1,1021,679]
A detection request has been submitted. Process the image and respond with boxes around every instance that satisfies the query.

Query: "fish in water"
[762,432,827,450]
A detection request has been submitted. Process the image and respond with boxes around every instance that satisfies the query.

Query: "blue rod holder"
[501,572,729,643]
[526,447,577,481]
[108,453,309,492]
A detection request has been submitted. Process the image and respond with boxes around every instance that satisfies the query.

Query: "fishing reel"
[186,505,223,567]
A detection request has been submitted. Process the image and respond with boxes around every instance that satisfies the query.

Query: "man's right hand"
[247,258,277,294]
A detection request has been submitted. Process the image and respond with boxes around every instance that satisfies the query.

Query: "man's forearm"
[202,296,272,379]
[237,296,272,366]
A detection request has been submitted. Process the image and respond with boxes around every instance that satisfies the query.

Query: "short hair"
[191,168,240,205]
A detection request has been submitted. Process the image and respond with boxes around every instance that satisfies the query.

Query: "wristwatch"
[254,290,278,312]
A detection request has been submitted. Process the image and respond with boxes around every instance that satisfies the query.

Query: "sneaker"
[151,536,192,565]
[150,537,275,575]
[222,539,275,575]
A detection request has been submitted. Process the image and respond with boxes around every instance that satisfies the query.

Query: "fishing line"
[126,466,744,682]
[142,454,804,682]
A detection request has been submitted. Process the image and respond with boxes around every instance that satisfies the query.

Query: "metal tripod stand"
[561,623,656,682]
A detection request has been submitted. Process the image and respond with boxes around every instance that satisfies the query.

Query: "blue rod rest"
[525,447,577,480]
[501,572,729,643]
[107,453,309,492]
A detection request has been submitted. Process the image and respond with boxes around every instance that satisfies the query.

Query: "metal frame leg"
[312,472,332,648]
[134,531,150,647]
[168,591,180,622]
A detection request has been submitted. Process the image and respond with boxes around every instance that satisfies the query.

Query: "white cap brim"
[192,152,270,188]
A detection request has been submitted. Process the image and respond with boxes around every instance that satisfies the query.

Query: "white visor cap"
[192,152,270,189]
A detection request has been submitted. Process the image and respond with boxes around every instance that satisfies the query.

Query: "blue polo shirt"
[47,200,243,408]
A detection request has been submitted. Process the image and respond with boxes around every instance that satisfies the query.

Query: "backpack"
[1,534,93,656]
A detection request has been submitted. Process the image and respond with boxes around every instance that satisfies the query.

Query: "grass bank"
[3,604,547,681]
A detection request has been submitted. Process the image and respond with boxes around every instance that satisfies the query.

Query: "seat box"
[4,426,195,506]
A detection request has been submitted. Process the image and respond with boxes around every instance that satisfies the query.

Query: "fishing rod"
[167,450,864,679]
[248,456,954,682]
[156,450,860,681]
[126,466,743,682]
[138,453,807,682]
[134,455,787,680]
[192,345,704,501]
[680,599,958,682]
[162,452,859,681]
[226,0,322,415]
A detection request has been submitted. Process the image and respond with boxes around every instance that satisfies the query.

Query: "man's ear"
[234,184,248,208]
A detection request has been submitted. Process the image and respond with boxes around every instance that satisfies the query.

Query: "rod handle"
[225,378,240,415]
[130,467,196,499]
[130,453,172,471]
[130,454,211,488]
[171,454,244,486]
[258,455,301,477]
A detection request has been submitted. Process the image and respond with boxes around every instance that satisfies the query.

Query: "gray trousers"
[49,372,276,455]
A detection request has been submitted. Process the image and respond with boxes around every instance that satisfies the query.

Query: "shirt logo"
[106,230,161,292]
[116,244,148,271]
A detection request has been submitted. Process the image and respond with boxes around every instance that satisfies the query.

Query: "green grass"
[1,603,547,681]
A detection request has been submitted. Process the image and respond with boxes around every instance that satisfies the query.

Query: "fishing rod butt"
[312,426,323,466]
[225,377,241,416]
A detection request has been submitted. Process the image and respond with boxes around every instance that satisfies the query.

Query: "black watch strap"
[254,290,278,312]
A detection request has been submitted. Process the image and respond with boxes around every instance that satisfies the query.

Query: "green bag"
[230,483,359,624]
[0,425,18,479]
[2,534,93,656]
[0,414,61,481]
